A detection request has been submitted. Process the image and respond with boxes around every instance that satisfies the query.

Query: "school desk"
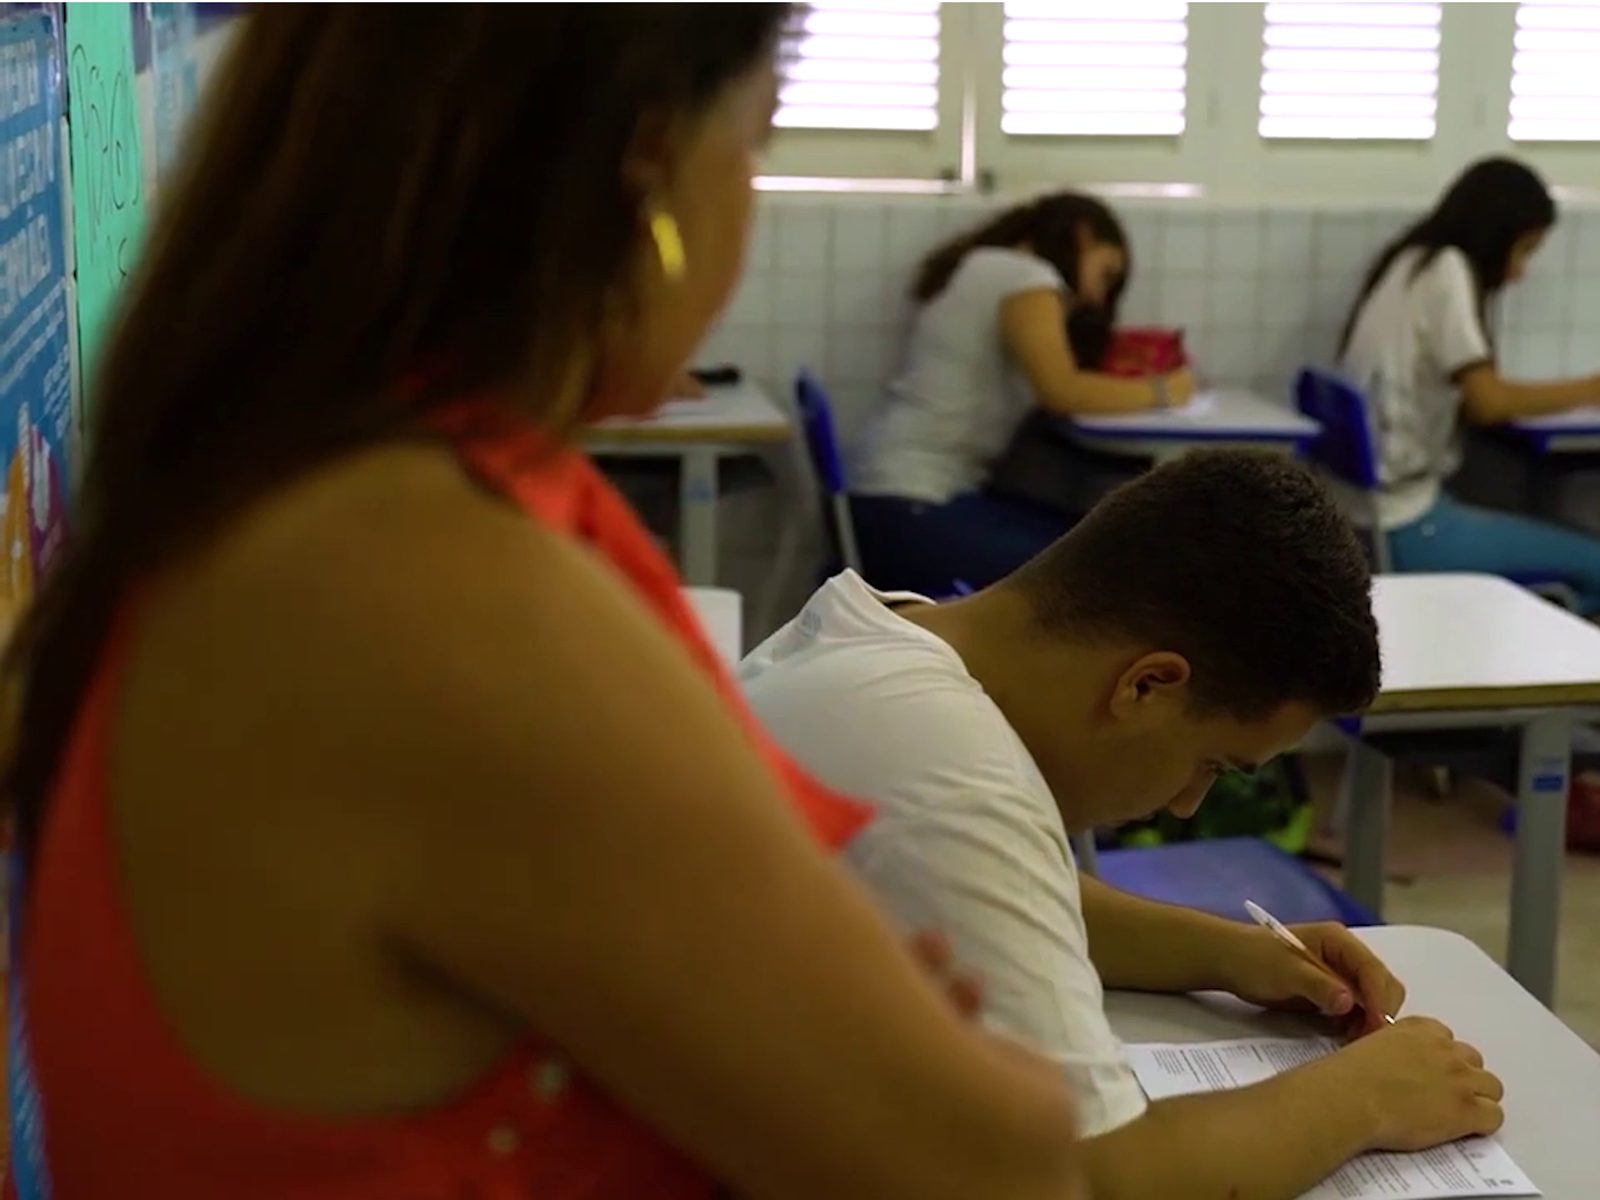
[1505,407,1600,455]
[1337,573,1600,1006]
[587,382,793,588]
[1105,924,1600,1199]
[1497,409,1600,518]
[1064,387,1321,463]
[684,586,743,666]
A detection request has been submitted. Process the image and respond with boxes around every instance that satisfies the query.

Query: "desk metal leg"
[1070,831,1099,878]
[1341,739,1393,918]
[679,447,719,587]
[1523,454,1564,520]
[1509,711,1571,1006]
[756,439,812,635]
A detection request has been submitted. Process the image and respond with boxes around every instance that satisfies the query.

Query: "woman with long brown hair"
[1335,156,1600,612]
[2,7,1084,1198]
[851,192,1194,596]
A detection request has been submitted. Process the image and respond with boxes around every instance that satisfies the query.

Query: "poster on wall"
[63,0,143,413]
[0,7,66,1190]
[0,7,70,641]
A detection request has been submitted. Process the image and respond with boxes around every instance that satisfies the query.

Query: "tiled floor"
[1300,752,1600,1048]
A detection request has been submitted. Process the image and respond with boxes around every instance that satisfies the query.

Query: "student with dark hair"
[2,7,1088,1197]
[743,449,1505,1200]
[850,191,1195,596]
[1338,155,1600,611]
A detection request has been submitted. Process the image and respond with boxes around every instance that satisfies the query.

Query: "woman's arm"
[280,456,1083,1200]
[1000,289,1190,417]
[1457,362,1600,424]
[1415,250,1600,424]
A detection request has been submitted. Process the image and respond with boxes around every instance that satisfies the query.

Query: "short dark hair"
[1005,449,1381,719]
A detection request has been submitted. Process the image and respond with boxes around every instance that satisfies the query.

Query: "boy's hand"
[1322,1017,1504,1151]
[1220,922,1406,1035]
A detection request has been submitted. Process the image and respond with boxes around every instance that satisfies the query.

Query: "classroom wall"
[693,192,1600,632]
[704,193,1600,445]
[0,2,236,643]
[10,4,1600,634]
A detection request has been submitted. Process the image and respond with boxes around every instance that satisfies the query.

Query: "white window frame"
[1256,1,1443,143]
[1500,1,1600,192]
[763,1,1600,201]
[1209,2,1482,202]
[1508,0,1600,144]
[760,2,970,183]
[971,1,1215,193]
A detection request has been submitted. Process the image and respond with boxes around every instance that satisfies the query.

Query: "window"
[775,0,942,132]
[1000,1,1189,136]
[1510,2,1600,141]
[1259,1,1441,140]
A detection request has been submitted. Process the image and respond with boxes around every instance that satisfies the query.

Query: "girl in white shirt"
[850,192,1194,596]
[1339,156,1600,612]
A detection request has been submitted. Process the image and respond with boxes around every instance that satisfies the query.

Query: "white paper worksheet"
[1124,1038,1540,1200]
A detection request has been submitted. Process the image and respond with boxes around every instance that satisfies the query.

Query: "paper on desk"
[1170,391,1217,418]
[1125,1038,1539,1200]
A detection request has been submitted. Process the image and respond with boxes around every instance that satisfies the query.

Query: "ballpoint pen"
[1244,899,1397,1025]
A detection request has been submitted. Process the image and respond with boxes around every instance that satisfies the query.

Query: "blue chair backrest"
[1295,366,1380,490]
[795,370,848,497]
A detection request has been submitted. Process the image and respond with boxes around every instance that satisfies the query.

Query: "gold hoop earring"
[649,210,687,281]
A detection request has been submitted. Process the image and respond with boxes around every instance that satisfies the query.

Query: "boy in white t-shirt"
[741,450,1505,1200]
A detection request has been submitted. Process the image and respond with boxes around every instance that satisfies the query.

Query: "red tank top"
[13,406,872,1198]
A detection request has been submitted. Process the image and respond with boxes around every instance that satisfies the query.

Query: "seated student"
[1339,155,1600,613]
[850,191,1195,596]
[741,450,1505,1200]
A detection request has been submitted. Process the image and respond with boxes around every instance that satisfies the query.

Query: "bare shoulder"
[163,439,612,658]
[118,438,697,859]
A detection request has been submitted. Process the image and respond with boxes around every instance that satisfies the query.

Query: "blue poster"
[0,12,69,1194]
[0,7,70,623]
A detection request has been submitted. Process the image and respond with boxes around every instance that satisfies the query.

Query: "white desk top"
[684,586,743,665]
[587,382,790,446]
[1105,926,1600,1199]
[1369,572,1600,712]
[1071,387,1320,442]
[1508,406,1600,436]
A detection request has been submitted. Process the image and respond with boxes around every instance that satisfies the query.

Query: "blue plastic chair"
[1295,367,1381,487]
[794,370,865,575]
[1294,366,1578,607]
[1097,837,1379,927]
[792,370,973,598]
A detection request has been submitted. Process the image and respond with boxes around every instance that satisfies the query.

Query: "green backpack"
[1113,756,1314,853]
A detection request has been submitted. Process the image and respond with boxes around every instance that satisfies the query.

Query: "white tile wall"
[701,193,1600,444]
[681,194,1600,634]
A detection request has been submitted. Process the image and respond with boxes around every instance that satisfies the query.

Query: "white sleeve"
[846,804,1149,1138]
[967,247,1069,302]
[1419,248,1493,376]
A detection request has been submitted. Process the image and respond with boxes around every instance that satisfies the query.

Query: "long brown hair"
[911,191,1130,367]
[0,4,789,858]
[1338,156,1555,356]
[911,191,1128,305]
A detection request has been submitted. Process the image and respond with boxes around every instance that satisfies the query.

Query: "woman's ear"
[621,107,691,196]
